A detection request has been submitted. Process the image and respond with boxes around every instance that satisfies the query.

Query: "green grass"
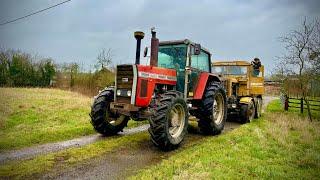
[0,88,147,151]
[0,132,149,179]
[130,101,320,179]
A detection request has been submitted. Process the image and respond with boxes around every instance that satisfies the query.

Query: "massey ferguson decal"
[138,72,177,81]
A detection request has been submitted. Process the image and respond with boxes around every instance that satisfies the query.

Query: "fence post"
[300,98,303,114]
[285,95,289,111]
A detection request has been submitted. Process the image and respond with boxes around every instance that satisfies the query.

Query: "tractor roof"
[212,61,251,66]
[159,39,211,55]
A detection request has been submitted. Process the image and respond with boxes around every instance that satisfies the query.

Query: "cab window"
[213,66,247,75]
[158,44,187,70]
[158,44,187,92]
[191,49,210,72]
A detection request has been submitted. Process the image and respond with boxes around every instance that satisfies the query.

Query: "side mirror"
[194,43,201,55]
[143,47,148,57]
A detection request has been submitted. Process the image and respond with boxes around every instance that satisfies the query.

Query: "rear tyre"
[148,91,188,151]
[240,100,255,123]
[90,88,129,135]
[254,97,262,118]
[195,81,227,135]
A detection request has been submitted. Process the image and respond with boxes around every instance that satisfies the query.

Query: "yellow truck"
[212,61,264,123]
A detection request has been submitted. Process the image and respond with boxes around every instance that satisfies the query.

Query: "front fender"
[193,72,221,99]
[239,97,253,104]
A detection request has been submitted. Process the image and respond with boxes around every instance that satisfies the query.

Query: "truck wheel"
[196,81,227,135]
[254,98,262,118]
[240,100,255,123]
[90,88,129,135]
[148,91,188,151]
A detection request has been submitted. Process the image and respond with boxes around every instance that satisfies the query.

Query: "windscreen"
[212,66,247,75]
[158,44,187,70]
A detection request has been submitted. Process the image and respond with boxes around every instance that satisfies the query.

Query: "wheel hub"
[109,116,125,126]
[106,110,126,126]
[169,104,185,138]
[212,94,224,125]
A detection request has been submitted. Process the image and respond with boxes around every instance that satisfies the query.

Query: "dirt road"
[0,125,149,164]
[40,96,277,180]
[41,122,243,180]
[2,96,277,179]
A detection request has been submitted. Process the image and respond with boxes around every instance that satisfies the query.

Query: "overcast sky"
[0,0,319,75]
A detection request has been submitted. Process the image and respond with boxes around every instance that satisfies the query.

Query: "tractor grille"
[116,65,134,103]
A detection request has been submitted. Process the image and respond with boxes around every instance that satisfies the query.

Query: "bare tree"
[309,19,320,76]
[278,17,320,121]
[96,48,113,70]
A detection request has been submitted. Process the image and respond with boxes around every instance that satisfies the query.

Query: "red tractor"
[90,29,227,150]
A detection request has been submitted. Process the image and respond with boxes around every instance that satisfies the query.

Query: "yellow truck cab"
[212,60,264,123]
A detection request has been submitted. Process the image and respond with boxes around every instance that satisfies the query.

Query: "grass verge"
[0,87,147,151]
[130,100,320,179]
[0,132,149,179]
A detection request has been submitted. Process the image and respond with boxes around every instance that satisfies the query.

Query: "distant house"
[264,80,281,96]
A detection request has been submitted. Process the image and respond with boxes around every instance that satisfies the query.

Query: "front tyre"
[148,91,188,151]
[90,88,129,135]
[196,81,227,135]
[240,100,255,123]
[254,97,262,118]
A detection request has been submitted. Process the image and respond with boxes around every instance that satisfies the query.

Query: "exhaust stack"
[134,31,145,65]
[150,28,159,67]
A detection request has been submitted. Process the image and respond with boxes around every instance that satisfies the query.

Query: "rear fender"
[193,72,221,100]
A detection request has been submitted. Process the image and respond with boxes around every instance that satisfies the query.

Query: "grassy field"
[130,100,320,179]
[0,88,146,151]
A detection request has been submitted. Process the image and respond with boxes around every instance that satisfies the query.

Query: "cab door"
[158,44,187,93]
[187,47,211,97]
[249,66,264,95]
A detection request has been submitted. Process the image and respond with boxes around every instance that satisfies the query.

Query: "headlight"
[127,90,132,97]
[116,89,121,96]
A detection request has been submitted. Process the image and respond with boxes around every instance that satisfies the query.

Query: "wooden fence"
[284,96,320,113]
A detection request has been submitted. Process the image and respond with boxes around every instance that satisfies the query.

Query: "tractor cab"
[157,39,212,95]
